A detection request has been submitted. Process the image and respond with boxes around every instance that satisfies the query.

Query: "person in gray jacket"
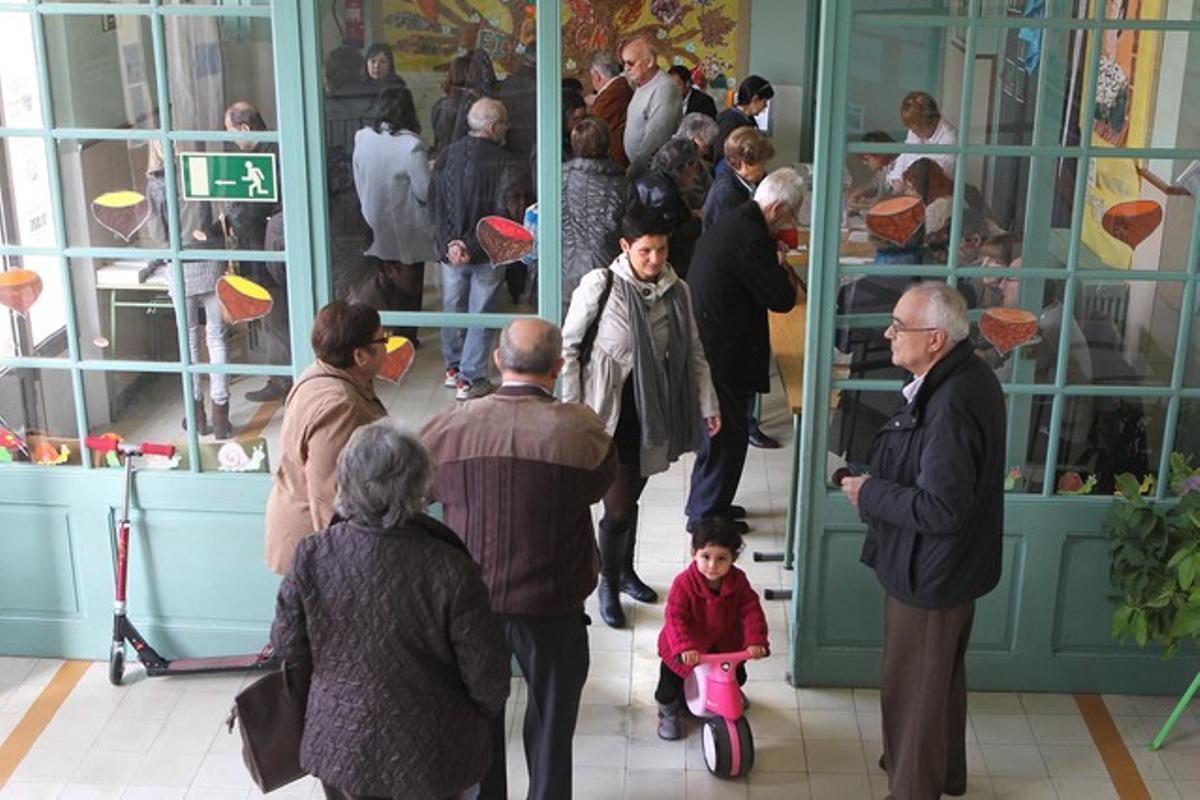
[561,116,629,316]
[621,35,682,178]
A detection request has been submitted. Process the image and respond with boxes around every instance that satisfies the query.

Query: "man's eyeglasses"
[886,319,939,335]
[622,59,638,67]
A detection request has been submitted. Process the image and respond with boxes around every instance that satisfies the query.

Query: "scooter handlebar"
[84,437,175,458]
[139,442,175,458]
[675,650,756,668]
[84,436,118,453]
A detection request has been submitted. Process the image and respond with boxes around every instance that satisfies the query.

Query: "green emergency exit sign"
[179,152,278,203]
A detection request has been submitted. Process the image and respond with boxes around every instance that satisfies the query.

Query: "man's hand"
[705,415,722,437]
[680,649,700,666]
[447,240,471,265]
[841,475,870,507]
[746,645,767,659]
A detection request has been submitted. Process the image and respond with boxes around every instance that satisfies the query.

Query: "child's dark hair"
[690,518,744,558]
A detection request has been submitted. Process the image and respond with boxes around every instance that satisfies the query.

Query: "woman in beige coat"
[561,201,719,628]
[264,301,388,575]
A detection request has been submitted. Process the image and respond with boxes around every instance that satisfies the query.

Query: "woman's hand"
[680,649,701,666]
[705,415,722,437]
[746,645,768,659]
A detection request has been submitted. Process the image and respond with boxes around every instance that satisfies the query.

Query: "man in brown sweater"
[421,318,617,800]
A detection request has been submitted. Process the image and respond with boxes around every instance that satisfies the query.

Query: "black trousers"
[654,659,746,705]
[880,594,975,800]
[479,613,590,800]
[686,379,751,524]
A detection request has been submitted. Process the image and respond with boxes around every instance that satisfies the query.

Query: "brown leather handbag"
[226,661,311,793]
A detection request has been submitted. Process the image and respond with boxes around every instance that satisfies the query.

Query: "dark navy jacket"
[858,339,1006,609]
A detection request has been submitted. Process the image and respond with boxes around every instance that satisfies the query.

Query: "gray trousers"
[479,612,589,800]
[880,594,975,800]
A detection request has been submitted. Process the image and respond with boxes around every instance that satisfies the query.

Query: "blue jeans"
[439,261,503,384]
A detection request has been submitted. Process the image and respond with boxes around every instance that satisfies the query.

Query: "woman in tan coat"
[264,301,388,575]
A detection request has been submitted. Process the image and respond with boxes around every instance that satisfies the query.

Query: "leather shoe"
[721,505,748,520]
[748,427,782,449]
[246,378,291,403]
[686,518,750,535]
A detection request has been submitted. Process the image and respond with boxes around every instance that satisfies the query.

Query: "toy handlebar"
[85,437,175,458]
[675,649,760,667]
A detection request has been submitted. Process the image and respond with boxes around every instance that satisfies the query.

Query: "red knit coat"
[657,561,770,678]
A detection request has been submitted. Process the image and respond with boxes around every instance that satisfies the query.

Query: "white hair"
[334,419,431,530]
[676,112,719,146]
[753,167,806,217]
[908,282,971,344]
[467,98,506,136]
[590,51,622,79]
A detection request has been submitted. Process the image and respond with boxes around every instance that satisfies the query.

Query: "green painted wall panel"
[0,505,80,617]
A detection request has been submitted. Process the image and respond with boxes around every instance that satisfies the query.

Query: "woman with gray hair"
[270,418,510,800]
[636,137,703,277]
[672,112,720,210]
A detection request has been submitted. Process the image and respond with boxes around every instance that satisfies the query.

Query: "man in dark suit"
[668,65,718,119]
[684,168,803,532]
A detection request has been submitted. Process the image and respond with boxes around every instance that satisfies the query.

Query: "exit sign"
[179,152,278,203]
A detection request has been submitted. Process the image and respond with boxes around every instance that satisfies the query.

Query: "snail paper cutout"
[91,191,152,242]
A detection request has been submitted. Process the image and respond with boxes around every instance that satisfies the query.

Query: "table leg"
[1149,670,1200,751]
[109,290,118,356]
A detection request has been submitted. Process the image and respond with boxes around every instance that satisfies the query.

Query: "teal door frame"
[789,0,1200,693]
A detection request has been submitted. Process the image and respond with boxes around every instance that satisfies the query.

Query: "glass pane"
[1,256,69,360]
[60,137,164,250]
[165,16,276,133]
[1069,278,1181,387]
[1174,400,1200,479]
[73,256,177,362]
[44,14,158,129]
[0,367,79,467]
[827,386,898,471]
[192,371,280,473]
[1054,394,1167,496]
[0,13,43,126]
[967,278,1070,386]
[84,370,192,470]
[1185,290,1200,388]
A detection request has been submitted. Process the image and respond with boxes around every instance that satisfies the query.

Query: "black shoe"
[598,577,625,628]
[748,427,782,449]
[618,508,658,603]
[246,378,290,403]
[944,785,966,797]
[720,505,748,520]
[686,517,750,534]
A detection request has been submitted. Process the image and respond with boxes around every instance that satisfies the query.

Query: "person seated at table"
[703,127,774,230]
[902,158,1002,263]
[886,90,958,192]
[847,130,898,207]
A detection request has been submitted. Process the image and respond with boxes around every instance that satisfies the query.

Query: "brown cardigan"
[592,75,634,169]
[264,361,387,575]
[421,384,618,616]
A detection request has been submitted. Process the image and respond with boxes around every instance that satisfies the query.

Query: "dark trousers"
[880,594,975,800]
[479,613,590,800]
[654,660,745,705]
[686,379,751,524]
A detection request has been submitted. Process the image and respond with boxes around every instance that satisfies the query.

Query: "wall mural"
[381,0,740,83]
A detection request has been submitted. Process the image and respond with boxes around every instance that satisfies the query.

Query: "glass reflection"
[44,14,158,130]
[0,367,78,467]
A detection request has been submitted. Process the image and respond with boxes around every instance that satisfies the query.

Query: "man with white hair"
[621,35,681,178]
[588,50,633,168]
[430,97,527,400]
[841,282,1005,800]
[684,167,803,532]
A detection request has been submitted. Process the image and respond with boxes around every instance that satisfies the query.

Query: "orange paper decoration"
[980,307,1039,355]
[0,269,44,315]
[91,191,152,242]
[866,196,925,247]
[216,274,273,323]
[476,216,534,266]
[1101,200,1163,250]
[378,336,416,384]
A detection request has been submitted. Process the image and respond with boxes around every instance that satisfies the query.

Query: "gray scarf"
[617,277,702,476]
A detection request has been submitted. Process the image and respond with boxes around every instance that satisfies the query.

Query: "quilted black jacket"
[561,157,629,304]
[270,514,510,799]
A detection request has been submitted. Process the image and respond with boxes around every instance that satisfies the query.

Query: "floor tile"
[746,771,812,799]
[806,772,872,800]
[621,769,680,799]
[1037,744,1108,779]
[572,734,627,768]
[684,771,749,798]
[990,776,1058,799]
[0,784,67,800]
[70,751,145,787]
[624,736,685,771]
[971,715,1036,745]
[1051,777,1120,799]
[1027,714,1093,745]
[979,744,1049,777]
[799,710,860,742]
[751,738,806,773]
[802,740,866,773]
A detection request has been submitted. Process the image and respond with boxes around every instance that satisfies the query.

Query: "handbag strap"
[577,269,614,369]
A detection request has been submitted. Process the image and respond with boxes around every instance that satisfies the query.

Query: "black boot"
[597,520,627,628]
[181,398,212,436]
[619,507,658,603]
[211,401,233,439]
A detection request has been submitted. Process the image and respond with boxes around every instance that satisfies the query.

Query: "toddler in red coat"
[655,519,770,740]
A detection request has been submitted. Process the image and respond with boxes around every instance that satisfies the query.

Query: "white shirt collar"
[901,373,926,404]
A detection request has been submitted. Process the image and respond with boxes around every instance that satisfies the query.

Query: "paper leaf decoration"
[980,307,1039,355]
[217,274,273,323]
[0,269,43,315]
[92,191,151,242]
[477,215,534,266]
[379,336,416,384]
[866,195,925,247]
[1101,200,1163,250]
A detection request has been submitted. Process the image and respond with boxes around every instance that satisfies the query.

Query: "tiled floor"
[4,370,1200,799]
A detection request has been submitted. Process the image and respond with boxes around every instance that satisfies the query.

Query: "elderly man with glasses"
[620,35,681,178]
[841,282,1006,800]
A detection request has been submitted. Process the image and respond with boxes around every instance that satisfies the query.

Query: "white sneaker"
[444,367,459,388]
[454,379,472,401]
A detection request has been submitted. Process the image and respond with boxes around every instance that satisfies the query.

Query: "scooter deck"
[145,654,279,675]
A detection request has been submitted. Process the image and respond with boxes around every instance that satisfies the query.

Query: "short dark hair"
[862,130,895,144]
[324,45,366,95]
[311,300,381,368]
[900,91,941,129]
[562,76,584,94]
[736,75,774,106]
[364,42,396,76]
[374,86,421,135]
[689,518,744,558]
[621,200,675,242]
[570,116,610,159]
[667,65,691,85]
[444,53,473,92]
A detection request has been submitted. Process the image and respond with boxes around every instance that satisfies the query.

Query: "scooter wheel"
[701,716,755,778]
[108,646,125,687]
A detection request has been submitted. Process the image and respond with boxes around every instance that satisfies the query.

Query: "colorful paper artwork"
[216,275,274,323]
[216,441,267,472]
[32,441,70,465]
[0,269,44,315]
[477,215,534,266]
[91,191,152,243]
[866,196,925,247]
[980,307,1040,355]
[379,336,417,384]
[1101,199,1163,250]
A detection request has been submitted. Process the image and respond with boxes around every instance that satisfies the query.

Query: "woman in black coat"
[271,418,510,800]
[636,138,702,278]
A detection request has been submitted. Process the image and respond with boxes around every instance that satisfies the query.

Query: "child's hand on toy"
[680,649,700,666]
[746,645,768,659]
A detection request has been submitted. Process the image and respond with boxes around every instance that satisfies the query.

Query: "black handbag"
[226,661,311,793]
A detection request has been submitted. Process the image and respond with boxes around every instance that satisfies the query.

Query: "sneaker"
[444,367,460,388]
[245,378,291,403]
[462,379,495,401]
[454,378,472,401]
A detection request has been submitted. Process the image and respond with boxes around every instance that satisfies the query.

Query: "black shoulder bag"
[577,269,615,368]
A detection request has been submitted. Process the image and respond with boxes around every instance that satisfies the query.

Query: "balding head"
[467,97,509,143]
[494,319,563,388]
[621,36,659,86]
[224,101,266,151]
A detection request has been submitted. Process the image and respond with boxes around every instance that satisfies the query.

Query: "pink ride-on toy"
[683,650,755,777]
